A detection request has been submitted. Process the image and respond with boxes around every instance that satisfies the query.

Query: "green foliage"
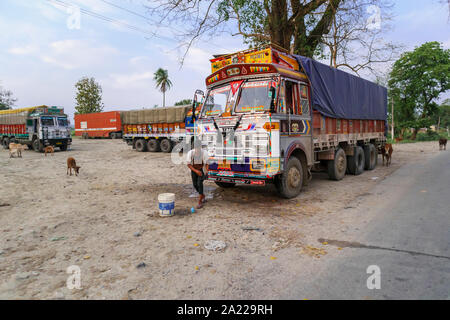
[0,84,17,110]
[432,99,450,129]
[388,42,450,138]
[174,99,192,106]
[154,68,172,108]
[74,77,104,114]
[217,0,268,48]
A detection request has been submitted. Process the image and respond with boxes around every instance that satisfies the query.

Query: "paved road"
[282,151,450,299]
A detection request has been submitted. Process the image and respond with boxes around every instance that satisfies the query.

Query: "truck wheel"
[32,139,43,153]
[110,133,116,139]
[2,137,9,149]
[215,181,236,188]
[147,139,161,152]
[59,144,68,151]
[160,139,173,153]
[82,132,89,139]
[327,148,347,181]
[364,144,377,170]
[135,139,147,152]
[347,146,365,175]
[275,157,304,199]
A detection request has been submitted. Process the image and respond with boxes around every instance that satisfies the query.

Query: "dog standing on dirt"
[67,157,81,176]
[439,138,447,150]
[9,143,26,158]
[381,143,393,166]
[44,146,54,156]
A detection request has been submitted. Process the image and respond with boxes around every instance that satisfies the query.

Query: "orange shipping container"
[74,111,122,138]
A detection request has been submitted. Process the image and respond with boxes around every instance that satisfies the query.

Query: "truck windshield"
[201,85,231,117]
[235,80,275,113]
[41,117,54,126]
[58,117,69,127]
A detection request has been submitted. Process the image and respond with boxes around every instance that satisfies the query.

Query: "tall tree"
[146,0,398,71]
[153,68,172,108]
[0,84,17,110]
[388,42,450,139]
[74,77,104,114]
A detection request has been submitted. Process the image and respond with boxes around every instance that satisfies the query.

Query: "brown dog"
[44,146,54,156]
[439,138,447,150]
[381,143,393,166]
[67,157,81,176]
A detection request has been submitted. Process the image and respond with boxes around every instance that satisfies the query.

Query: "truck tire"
[364,143,377,170]
[110,132,116,139]
[327,148,347,181]
[215,181,236,188]
[135,139,147,152]
[2,137,9,149]
[160,138,173,153]
[32,139,43,153]
[147,139,161,152]
[59,144,68,151]
[82,132,89,139]
[275,156,304,199]
[347,146,365,175]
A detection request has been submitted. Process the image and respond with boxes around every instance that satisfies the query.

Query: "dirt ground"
[0,139,441,299]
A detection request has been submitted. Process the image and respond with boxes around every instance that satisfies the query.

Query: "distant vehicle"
[121,91,203,153]
[74,111,122,139]
[0,105,72,152]
[194,45,388,198]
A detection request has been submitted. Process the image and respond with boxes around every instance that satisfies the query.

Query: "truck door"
[279,79,313,166]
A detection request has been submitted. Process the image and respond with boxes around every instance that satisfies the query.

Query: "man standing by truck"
[187,139,209,209]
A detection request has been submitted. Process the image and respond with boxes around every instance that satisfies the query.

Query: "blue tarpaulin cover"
[294,55,387,120]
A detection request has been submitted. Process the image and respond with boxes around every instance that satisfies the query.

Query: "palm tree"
[153,68,172,108]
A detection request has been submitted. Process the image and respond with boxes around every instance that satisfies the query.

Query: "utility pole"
[391,97,394,140]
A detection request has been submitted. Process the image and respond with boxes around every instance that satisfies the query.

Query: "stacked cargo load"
[121,105,195,153]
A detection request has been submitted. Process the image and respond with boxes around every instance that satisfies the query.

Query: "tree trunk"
[411,128,418,140]
[163,92,165,108]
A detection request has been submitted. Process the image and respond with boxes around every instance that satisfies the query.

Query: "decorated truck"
[121,98,202,153]
[74,111,122,139]
[195,45,387,198]
[0,105,72,152]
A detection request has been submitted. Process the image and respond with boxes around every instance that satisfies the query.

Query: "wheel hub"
[287,167,301,188]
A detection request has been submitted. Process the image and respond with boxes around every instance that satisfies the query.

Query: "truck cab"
[196,46,313,198]
[28,106,72,151]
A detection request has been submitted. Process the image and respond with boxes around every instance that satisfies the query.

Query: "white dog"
[9,143,26,158]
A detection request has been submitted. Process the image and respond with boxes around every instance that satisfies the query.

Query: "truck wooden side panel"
[311,110,385,151]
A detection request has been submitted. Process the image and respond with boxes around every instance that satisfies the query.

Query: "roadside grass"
[388,130,449,144]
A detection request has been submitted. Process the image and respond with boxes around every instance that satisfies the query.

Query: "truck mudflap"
[208,175,267,186]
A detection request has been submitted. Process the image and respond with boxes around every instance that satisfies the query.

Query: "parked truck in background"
[0,105,72,152]
[121,104,198,153]
[195,44,387,198]
[122,91,204,153]
[74,111,122,139]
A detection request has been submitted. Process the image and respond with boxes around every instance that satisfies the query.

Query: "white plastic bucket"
[158,193,175,217]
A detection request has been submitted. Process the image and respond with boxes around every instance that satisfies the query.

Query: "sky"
[0,0,449,122]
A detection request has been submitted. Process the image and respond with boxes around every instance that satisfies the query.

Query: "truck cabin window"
[41,117,54,126]
[285,81,294,114]
[235,80,276,113]
[58,117,69,127]
[201,85,231,117]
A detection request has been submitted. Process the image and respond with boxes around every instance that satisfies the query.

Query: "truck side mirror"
[269,87,276,113]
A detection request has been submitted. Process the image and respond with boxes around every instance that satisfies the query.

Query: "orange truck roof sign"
[210,45,299,73]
